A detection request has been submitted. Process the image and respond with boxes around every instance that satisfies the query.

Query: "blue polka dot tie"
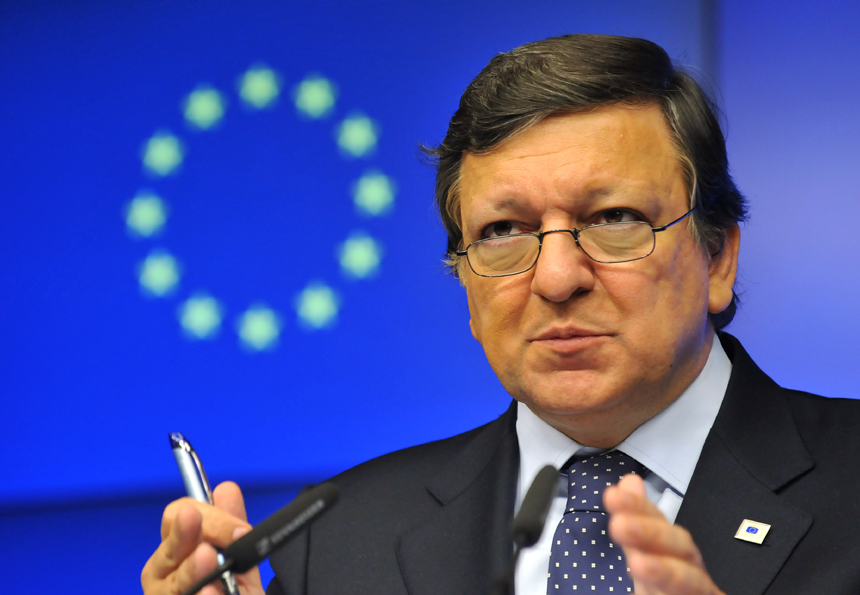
[546,451,646,594]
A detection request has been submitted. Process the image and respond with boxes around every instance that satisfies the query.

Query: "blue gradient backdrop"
[1,1,857,593]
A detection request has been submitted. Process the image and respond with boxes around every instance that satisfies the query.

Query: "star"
[138,250,181,297]
[236,305,281,351]
[141,132,184,176]
[125,191,167,237]
[293,74,337,119]
[178,294,223,339]
[336,113,379,157]
[238,65,281,109]
[338,232,383,279]
[295,282,340,329]
[353,170,396,216]
[183,85,226,129]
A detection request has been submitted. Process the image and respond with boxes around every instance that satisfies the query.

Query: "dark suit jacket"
[268,334,860,594]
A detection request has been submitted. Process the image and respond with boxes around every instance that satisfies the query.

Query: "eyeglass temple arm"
[652,207,696,232]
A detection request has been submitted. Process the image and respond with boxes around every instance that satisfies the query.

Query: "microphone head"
[223,481,340,573]
[510,465,558,547]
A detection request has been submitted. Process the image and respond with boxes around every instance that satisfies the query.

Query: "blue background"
[1,1,857,592]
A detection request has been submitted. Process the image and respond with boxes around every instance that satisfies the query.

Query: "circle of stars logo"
[125,66,396,352]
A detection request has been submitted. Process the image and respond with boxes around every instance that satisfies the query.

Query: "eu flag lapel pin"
[734,519,771,544]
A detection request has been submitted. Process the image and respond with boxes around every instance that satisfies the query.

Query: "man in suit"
[141,35,860,595]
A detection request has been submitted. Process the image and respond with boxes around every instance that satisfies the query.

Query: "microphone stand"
[489,539,528,595]
[488,464,559,595]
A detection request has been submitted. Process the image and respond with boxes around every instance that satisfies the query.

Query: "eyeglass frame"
[455,207,697,278]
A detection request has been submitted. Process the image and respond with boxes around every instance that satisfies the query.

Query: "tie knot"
[564,451,646,513]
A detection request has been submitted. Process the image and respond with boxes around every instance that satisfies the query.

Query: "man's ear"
[469,317,480,341]
[708,224,740,315]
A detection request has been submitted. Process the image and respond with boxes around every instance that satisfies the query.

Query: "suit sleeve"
[266,524,310,595]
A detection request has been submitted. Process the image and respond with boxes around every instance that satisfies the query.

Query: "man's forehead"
[458,105,685,212]
[470,102,665,145]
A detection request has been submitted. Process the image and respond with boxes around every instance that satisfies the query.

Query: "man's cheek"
[599,269,660,321]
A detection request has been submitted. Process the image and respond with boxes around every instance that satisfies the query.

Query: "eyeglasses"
[456,208,696,277]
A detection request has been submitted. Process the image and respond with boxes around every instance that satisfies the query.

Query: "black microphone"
[510,465,558,548]
[181,481,340,595]
[490,465,559,595]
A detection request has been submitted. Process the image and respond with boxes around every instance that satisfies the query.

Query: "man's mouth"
[530,325,609,341]
[529,326,612,354]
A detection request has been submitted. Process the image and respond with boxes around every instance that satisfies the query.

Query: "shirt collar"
[516,333,732,505]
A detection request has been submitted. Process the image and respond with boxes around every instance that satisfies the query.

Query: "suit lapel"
[396,402,519,595]
[676,334,814,595]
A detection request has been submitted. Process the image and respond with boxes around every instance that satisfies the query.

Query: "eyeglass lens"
[467,221,657,276]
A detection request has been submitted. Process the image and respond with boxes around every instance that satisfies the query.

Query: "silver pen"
[170,432,240,595]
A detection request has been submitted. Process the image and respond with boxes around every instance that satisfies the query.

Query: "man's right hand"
[141,481,266,595]
[606,474,725,595]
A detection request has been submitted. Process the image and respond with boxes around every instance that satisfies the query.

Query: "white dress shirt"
[513,334,732,595]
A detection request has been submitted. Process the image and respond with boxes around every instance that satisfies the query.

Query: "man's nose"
[530,230,596,302]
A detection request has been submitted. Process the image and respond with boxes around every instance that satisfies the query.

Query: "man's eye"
[597,209,642,224]
[483,221,520,238]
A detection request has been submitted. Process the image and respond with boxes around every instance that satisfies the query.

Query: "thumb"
[212,481,249,523]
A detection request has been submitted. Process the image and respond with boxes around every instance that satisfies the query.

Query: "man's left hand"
[605,474,726,595]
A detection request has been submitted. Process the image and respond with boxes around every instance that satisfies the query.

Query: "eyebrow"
[464,196,533,225]
[463,186,663,235]
[469,187,618,218]
[484,197,528,213]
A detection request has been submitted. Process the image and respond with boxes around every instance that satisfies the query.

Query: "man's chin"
[516,372,626,417]
[523,341,619,377]
[524,395,618,419]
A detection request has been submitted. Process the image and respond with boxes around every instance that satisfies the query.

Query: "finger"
[212,481,249,523]
[609,513,703,567]
[627,549,724,595]
[161,498,251,549]
[234,568,264,595]
[166,541,221,595]
[147,504,205,581]
[143,505,215,594]
[162,497,218,541]
[170,540,263,595]
[162,497,195,540]
[618,472,647,496]
[603,475,664,521]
